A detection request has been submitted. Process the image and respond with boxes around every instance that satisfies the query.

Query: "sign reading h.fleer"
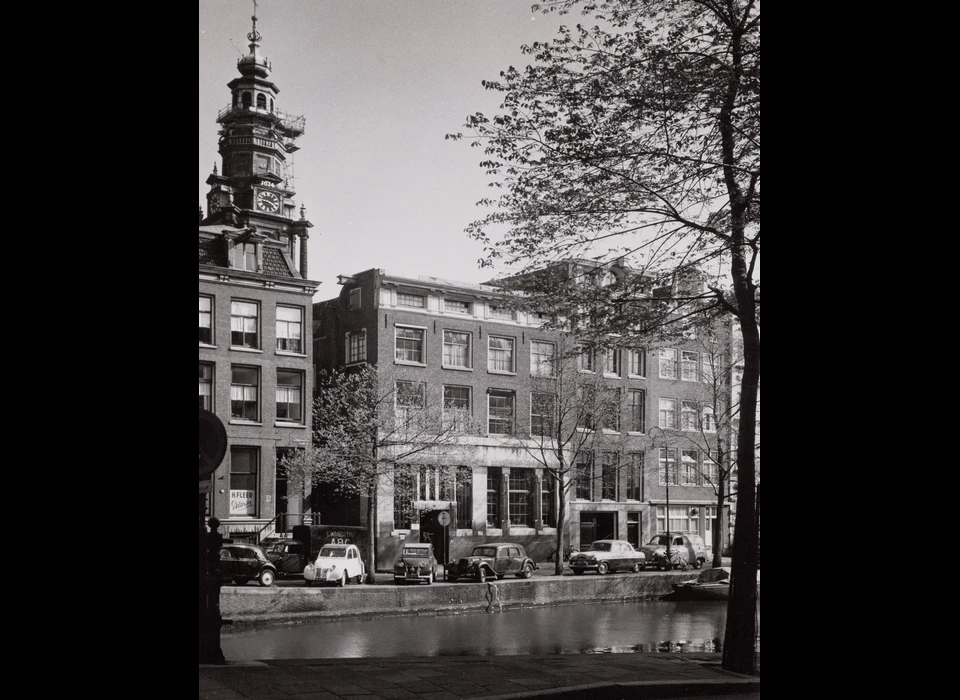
[230,490,256,516]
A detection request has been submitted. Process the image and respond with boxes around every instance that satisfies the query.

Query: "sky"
[199,0,570,302]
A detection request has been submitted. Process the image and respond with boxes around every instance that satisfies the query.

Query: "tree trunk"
[555,481,566,576]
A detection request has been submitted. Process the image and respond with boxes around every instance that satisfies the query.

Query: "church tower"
[202,9,313,277]
[199,6,319,545]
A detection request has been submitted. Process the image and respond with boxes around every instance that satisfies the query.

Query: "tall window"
[659,348,677,379]
[488,304,514,320]
[443,385,471,432]
[575,455,592,500]
[349,288,362,310]
[601,453,618,500]
[395,327,425,363]
[681,351,699,381]
[577,386,596,430]
[530,392,556,437]
[276,370,303,423]
[598,388,621,431]
[541,471,556,527]
[508,471,535,527]
[231,366,259,421]
[701,355,715,385]
[229,447,258,517]
[659,448,678,485]
[627,349,646,377]
[394,469,416,529]
[659,398,677,429]
[395,381,425,430]
[681,449,700,485]
[456,471,472,529]
[443,331,471,368]
[199,296,213,345]
[681,400,699,431]
[397,292,425,308]
[603,349,620,376]
[657,506,693,534]
[702,406,716,432]
[703,450,719,485]
[276,306,303,353]
[628,389,645,433]
[346,329,366,364]
[444,299,471,314]
[530,340,556,377]
[418,465,441,501]
[199,363,213,411]
[487,390,514,435]
[231,301,259,348]
[488,336,515,372]
[234,242,257,271]
[486,467,502,528]
[626,452,644,500]
[578,345,595,371]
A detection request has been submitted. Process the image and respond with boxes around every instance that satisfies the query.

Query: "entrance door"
[580,512,617,546]
[627,512,641,548]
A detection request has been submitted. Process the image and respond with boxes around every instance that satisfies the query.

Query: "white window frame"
[199,295,214,346]
[443,298,472,315]
[488,304,515,321]
[487,389,515,435]
[488,335,516,374]
[603,349,620,377]
[396,292,425,308]
[442,330,472,369]
[199,363,213,411]
[702,405,717,433]
[442,385,472,433]
[530,391,556,438]
[681,351,699,382]
[276,306,304,354]
[578,345,595,372]
[395,325,426,365]
[530,340,556,378]
[681,449,700,486]
[659,398,677,429]
[659,348,677,379]
[346,329,367,364]
[681,400,699,431]
[230,300,260,350]
[276,369,304,424]
[627,348,646,377]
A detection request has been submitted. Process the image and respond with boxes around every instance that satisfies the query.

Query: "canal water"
[221,599,760,661]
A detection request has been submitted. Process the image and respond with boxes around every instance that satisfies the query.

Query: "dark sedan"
[446,543,537,583]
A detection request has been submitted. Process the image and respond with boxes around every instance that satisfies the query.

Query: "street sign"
[437,512,451,527]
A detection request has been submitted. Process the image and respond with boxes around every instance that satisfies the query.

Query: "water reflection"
[221,600,759,661]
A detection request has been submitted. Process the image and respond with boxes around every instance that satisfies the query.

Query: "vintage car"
[263,539,307,578]
[218,543,278,587]
[393,542,441,585]
[446,542,537,583]
[303,543,366,587]
[569,539,645,575]
[638,533,707,570]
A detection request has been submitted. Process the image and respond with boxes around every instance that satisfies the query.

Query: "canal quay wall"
[220,571,702,626]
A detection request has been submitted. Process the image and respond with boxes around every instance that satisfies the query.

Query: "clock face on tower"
[256,190,280,213]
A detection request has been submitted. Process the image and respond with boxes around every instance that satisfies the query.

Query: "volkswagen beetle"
[446,542,537,583]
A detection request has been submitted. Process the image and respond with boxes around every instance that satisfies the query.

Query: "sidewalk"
[200,653,760,699]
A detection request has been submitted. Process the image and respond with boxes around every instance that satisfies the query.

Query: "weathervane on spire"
[248,0,262,45]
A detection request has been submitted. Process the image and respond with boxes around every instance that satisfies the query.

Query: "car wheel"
[639,563,647,571]
[234,577,249,586]
[573,568,584,575]
[660,560,671,571]
[632,563,640,573]
[597,561,609,575]
[258,570,275,587]
[478,569,487,583]
[694,558,704,570]
[427,571,434,585]
[519,562,533,579]
[338,572,347,587]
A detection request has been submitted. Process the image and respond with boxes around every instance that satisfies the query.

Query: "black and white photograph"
[199,2,760,697]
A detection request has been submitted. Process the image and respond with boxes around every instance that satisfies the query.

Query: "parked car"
[219,543,278,587]
[304,543,366,587]
[393,542,441,585]
[264,539,307,578]
[638,534,707,570]
[569,540,645,575]
[446,543,537,583]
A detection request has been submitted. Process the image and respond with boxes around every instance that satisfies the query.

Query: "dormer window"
[235,242,257,272]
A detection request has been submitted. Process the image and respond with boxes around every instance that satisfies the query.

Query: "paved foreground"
[199,653,760,699]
